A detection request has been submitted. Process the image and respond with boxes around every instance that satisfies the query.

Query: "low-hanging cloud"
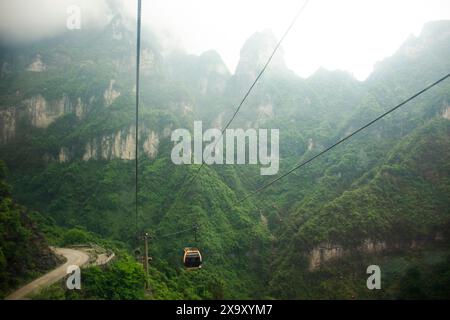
[0,0,182,51]
[1,0,449,79]
[0,0,113,44]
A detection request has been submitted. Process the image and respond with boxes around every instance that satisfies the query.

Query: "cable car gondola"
[182,224,202,270]
[183,247,202,270]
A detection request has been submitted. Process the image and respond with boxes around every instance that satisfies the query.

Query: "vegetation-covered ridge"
[0,160,61,298]
[0,12,450,299]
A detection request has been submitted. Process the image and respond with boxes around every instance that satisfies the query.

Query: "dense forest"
[0,3,449,299]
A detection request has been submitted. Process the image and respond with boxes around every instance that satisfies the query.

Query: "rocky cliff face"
[82,127,162,161]
[442,104,450,120]
[0,92,98,144]
[198,50,230,96]
[308,240,387,270]
[25,94,67,128]
[103,79,121,107]
[26,54,47,72]
[83,126,136,161]
[308,236,443,270]
[58,147,70,163]
[142,131,159,159]
[0,108,15,144]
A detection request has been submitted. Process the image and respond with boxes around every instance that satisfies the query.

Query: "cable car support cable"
[175,0,310,198]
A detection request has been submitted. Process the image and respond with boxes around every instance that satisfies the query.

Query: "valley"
[0,6,449,299]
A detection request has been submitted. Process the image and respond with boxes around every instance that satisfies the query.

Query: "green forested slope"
[0,10,449,299]
[0,161,61,298]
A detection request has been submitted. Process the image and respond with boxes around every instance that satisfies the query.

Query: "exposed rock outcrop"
[0,107,16,144]
[83,126,136,161]
[0,94,94,143]
[442,104,450,120]
[24,95,68,128]
[104,79,121,107]
[308,236,443,271]
[27,54,47,72]
[309,240,388,271]
[58,147,70,163]
[143,131,159,159]
[182,103,194,116]
[75,97,92,119]
[82,127,163,161]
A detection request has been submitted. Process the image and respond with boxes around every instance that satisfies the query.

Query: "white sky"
[1,0,450,80]
[133,0,450,80]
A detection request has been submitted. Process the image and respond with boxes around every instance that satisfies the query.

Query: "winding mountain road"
[5,248,89,300]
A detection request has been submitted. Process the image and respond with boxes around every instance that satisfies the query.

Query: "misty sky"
[1,0,450,80]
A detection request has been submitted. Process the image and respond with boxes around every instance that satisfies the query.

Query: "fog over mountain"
[0,0,113,44]
[2,0,450,79]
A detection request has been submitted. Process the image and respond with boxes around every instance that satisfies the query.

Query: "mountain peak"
[200,50,225,64]
[234,30,286,76]
[105,14,134,41]
[398,19,450,54]
[419,20,450,38]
